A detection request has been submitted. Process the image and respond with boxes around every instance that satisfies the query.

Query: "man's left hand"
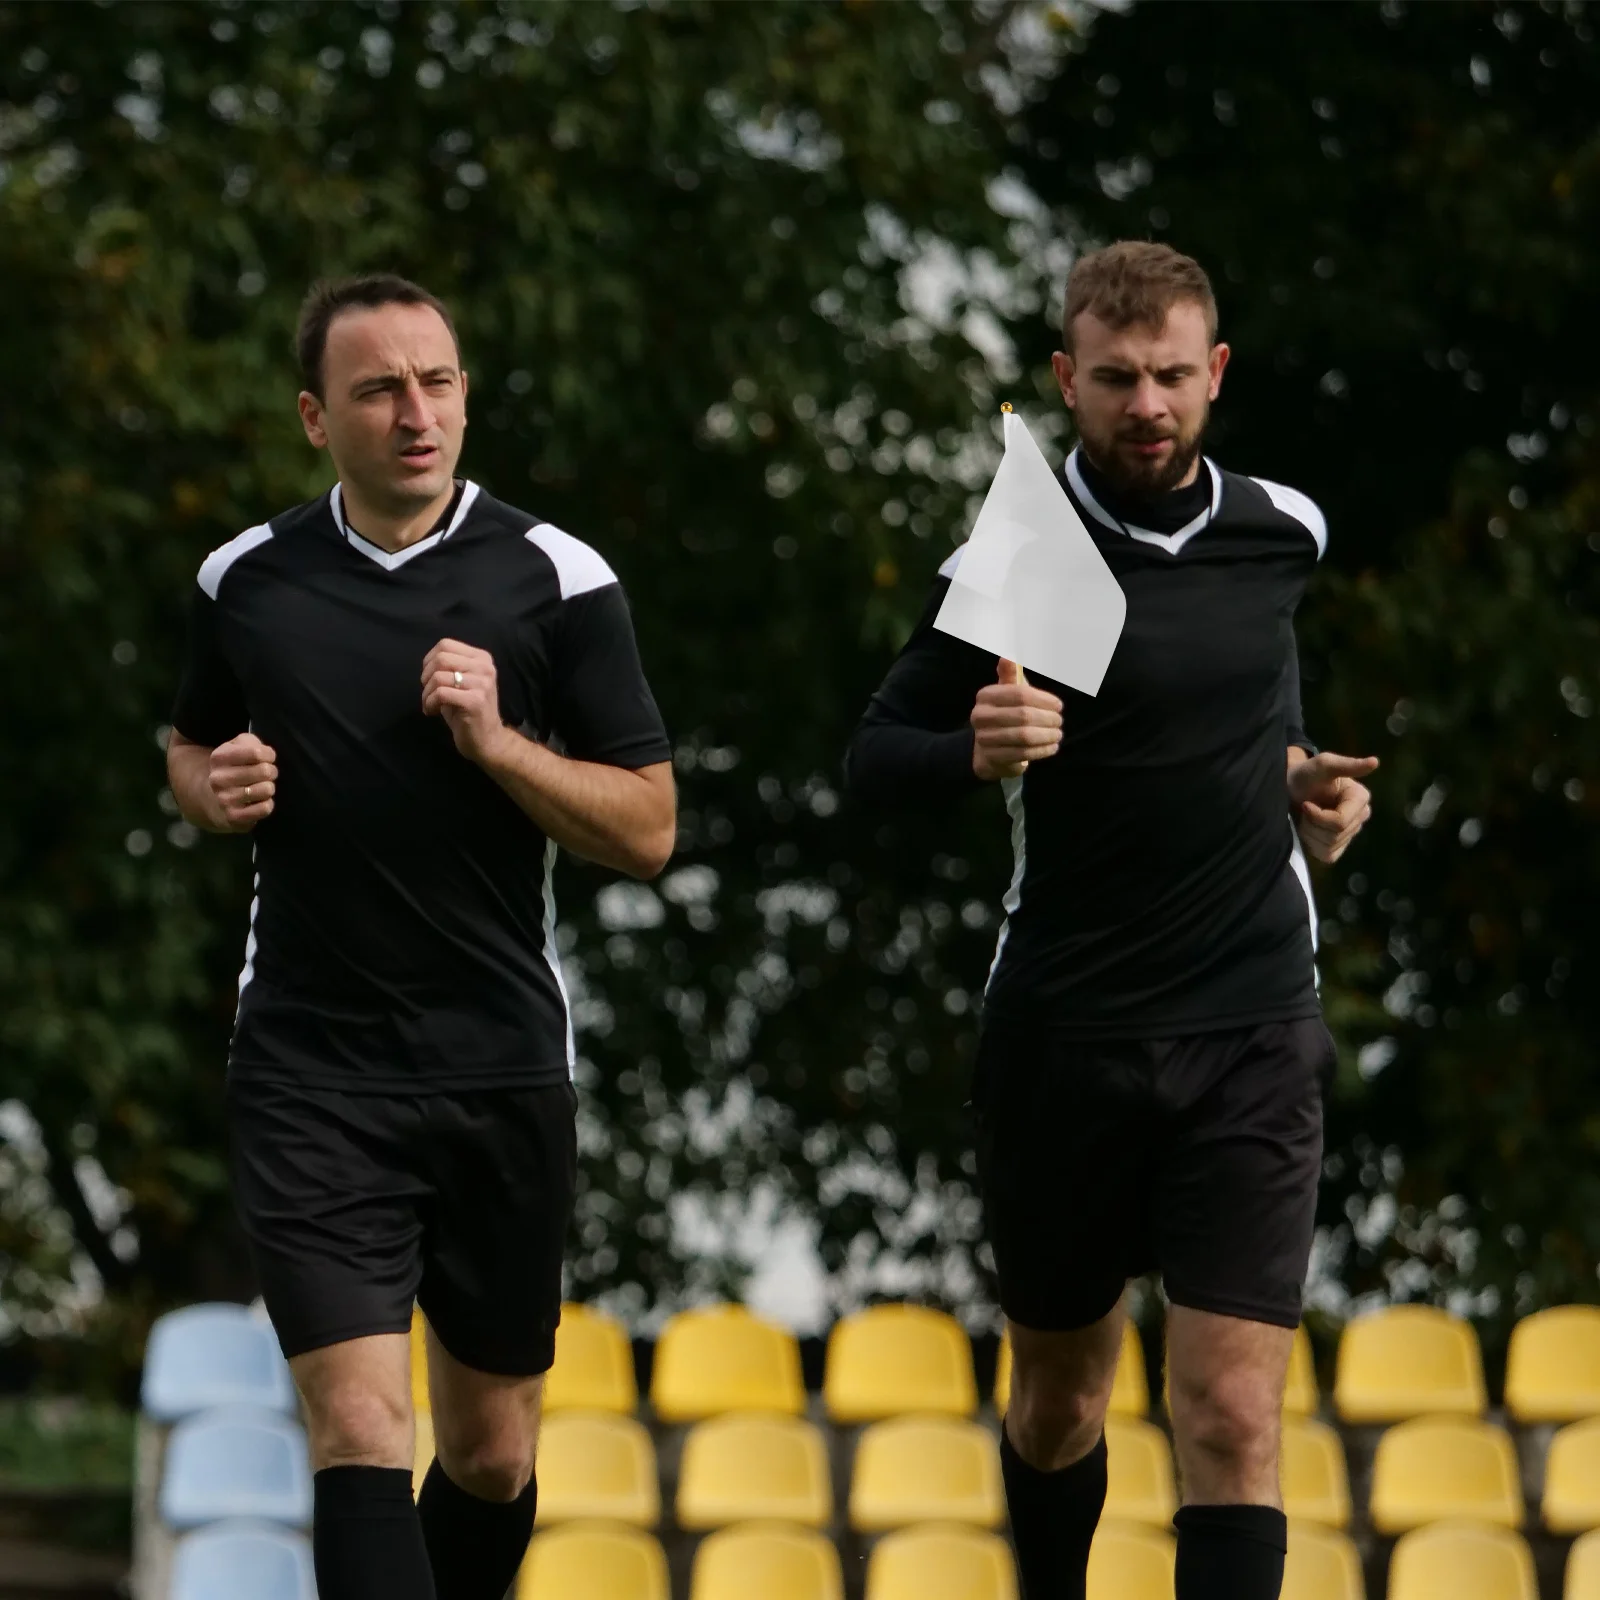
[422,639,512,765]
[1289,751,1378,864]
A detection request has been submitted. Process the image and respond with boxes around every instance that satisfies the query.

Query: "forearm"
[478,730,675,879]
[166,734,228,832]
[845,718,984,807]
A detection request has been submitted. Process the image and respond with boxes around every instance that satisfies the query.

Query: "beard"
[1078,407,1208,500]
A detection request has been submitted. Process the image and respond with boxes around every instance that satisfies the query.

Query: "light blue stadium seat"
[142,1303,295,1423]
[159,1407,313,1531]
[171,1520,316,1600]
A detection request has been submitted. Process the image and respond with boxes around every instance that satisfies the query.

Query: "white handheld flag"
[934,409,1127,696]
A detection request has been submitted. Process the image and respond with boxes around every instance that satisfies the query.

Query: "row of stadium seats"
[517,1516,1600,1599]
[512,1300,1600,1427]
[144,1298,1600,1435]
[494,1403,1600,1538]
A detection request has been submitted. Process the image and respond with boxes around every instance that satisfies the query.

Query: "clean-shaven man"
[168,274,674,1600]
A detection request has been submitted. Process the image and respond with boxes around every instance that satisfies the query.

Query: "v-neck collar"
[1065,448,1223,555]
[329,480,481,571]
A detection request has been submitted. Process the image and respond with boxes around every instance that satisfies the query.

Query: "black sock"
[1174,1504,1288,1600]
[313,1466,437,1600]
[417,1459,539,1600]
[1000,1424,1107,1600]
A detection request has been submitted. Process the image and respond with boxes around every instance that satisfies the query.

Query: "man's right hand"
[971,659,1063,781]
[207,733,278,831]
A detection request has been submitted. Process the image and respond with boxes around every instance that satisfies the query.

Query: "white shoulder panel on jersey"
[197,524,274,600]
[1251,477,1328,559]
[938,546,965,579]
[525,523,619,599]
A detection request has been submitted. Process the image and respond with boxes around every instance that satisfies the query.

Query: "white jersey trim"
[985,774,1029,992]
[1066,448,1223,555]
[540,838,577,1075]
[197,524,274,600]
[330,480,482,571]
[1251,477,1328,559]
[526,523,619,599]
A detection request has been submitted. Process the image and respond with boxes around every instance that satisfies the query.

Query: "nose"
[395,376,437,435]
[1127,377,1167,420]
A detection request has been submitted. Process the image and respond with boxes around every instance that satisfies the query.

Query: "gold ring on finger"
[453,669,464,688]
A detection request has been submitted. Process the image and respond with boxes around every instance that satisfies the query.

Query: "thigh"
[973,1020,1154,1332]
[418,1082,578,1377]
[426,1324,546,1472]
[227,1077,427,1360]
[1155,1017,1334,1329]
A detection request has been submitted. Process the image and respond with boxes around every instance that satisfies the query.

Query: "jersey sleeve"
[844,570,993,806]
[548,583,672,768]
[171,584,250,747]
[1283,623,1317,756]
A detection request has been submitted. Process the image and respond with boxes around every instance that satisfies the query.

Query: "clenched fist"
[209,733,278,832]
[971,658,1064,781]
[422,638,512,765]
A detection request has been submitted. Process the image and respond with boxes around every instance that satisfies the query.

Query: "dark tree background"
[0,0,1594,1387]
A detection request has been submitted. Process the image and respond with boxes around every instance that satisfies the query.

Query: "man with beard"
[845,242,1376,1600]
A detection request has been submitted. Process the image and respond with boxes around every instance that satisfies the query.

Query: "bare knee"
[433,1417,537,1503]
[304,1381,412,1470]
[1171,1369,1279,1492]
[1009,1351,1116,1471]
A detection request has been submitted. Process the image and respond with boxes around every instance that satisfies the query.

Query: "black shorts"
[227,1076,577,1375]
[973,1014,1334,1332]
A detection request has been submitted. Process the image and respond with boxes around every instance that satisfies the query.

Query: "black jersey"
[172,480,671,1092]
[846,447,1325,1040]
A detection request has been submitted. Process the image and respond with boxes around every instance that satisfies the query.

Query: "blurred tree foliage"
[0,0,1595,1383]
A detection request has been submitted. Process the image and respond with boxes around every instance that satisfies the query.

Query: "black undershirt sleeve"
[1283,622,1317,756]
[171,584,250,748]
[548,583,672,768]
[844,574,993,807]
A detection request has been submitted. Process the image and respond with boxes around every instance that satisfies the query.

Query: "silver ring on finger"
[246,784,255,803]
[453,670,464,689]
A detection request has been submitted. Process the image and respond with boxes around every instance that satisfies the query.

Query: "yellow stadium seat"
[1387,1520,1537,1600]
[849,1416,1004,1533]
[996,1320,1148,1418]
[413,1408,435,1493]
[1334,1305,1487,1423]
[677,1412,832,1530]
[824,1305,977,1423]
[690,1521,844,1600]
[534,1411,659,1527]
[1104,1416,1177,1526]
[1086,1519,1175,1600]
[517,1522,669,1600]
[1280,1417,1352,1529]
[1543,1417,1600,1534]
[1283,1521,1365,1600]
[411,1306,430,1414]
[866,1523,1019,1600]
[651,1304,805,1423]
[1369,1417,1522,1535]
[545,1301,638,1414]
[1566,1528,1600,1599]
[1285,1324,1321,1417]
[1505,1305,1600,1424]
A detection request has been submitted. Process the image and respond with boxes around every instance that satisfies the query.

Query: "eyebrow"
[349,366,459,395]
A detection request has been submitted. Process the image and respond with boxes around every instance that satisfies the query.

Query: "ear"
[1051,349,1077,410]
[1207,341,1231,401]
[298,391,329,449]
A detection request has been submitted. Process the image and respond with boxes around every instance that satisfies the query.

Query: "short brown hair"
[1061,242,1217,353]
[295,273,461,397]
